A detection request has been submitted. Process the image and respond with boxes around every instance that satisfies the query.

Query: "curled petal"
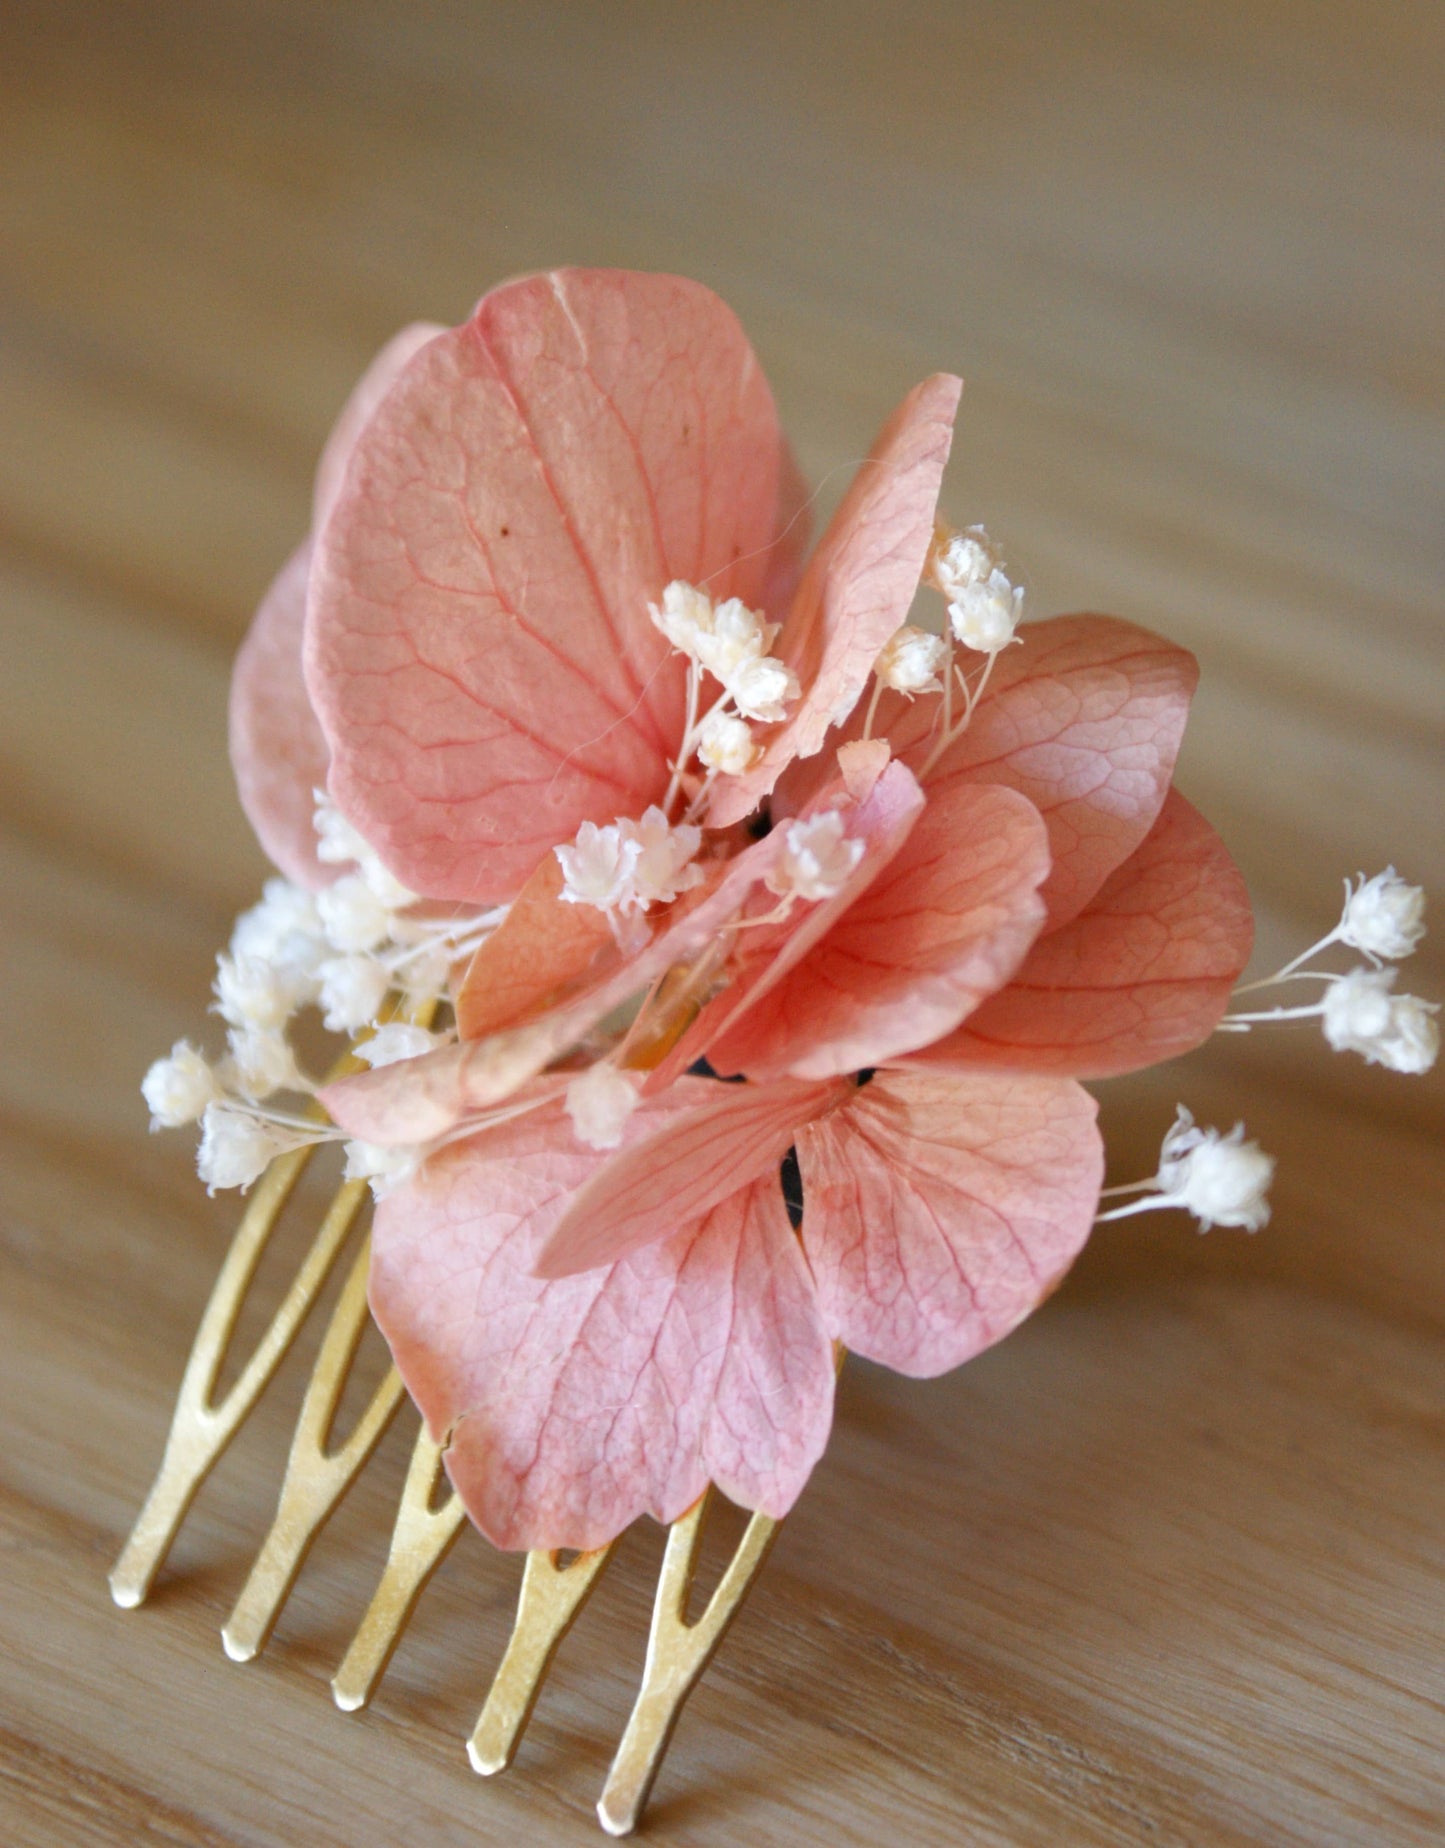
[308,268,787,902]
[915,789,1254,1077]
[800,613,1199,928]
[653,755,927,1089]
[797,1069,1102,1376]
[709,372,962,829]
[535,1074,846,1278]
[710,781,1051,1081]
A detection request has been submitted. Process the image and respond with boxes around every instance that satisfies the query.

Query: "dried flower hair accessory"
[118,268,1436,1835]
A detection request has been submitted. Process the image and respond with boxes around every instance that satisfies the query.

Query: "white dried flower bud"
[1322,966,1400,1059]
[620,806,704,911]
[566,1063,641,1150]
[343,1140,421,1198]
[1339,868,1427,962]
[694,597,774,681]
[1156,1106,1274,1232]
[874,624,947,695]
[314,793,376,868]
[223,1026,304,1100]
[729,654,800,723]
[949,570,1024,653]
[555,820,641,911]
[648,580,716,659]
[196,1104,291,1193]
[929,528,997,602]
[316,874,394,954]
[697,708,760,775]
[230,879,323,968]
[214,952,294,1032]
[317,954,392,1033]
[358,1022,447,1069]
[1378,994,1440,1075]
[141,1040,222,1129]
[766,811,865,904]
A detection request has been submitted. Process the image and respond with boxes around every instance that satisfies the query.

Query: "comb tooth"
[468,1543,616,1776]
[221,1233,406,1662]
[596,1491,779,1838]
[330,1424,467,1712]
[109,1144,358,1609]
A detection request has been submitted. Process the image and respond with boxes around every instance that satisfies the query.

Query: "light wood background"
[2,2,1442,1843]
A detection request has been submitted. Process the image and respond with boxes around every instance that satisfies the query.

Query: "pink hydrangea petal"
[711,781,1051,1082]
[455,849,616,1041]
[791,614,1199,929]
[308,269,787,902]
[708,372,962,830]
[370,1097,834,1550]
[913,788,1253,1077]
[796,1069,1102,1376]
[312,322,446,534]
[228,540,333,889]
[535,1073,847,1279]
[650,755,926,1091]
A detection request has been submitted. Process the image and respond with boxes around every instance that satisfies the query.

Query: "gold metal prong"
[109,1145,365,1609]
[596,1492,779,1836]
[330,1423,467,1712]
[468,1543,615,1776]
[220,1234,406,1662]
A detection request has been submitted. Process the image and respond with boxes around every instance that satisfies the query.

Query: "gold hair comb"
[111,1034,778,1837]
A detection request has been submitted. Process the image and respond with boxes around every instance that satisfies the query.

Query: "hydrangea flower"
[171,267,1279,1552]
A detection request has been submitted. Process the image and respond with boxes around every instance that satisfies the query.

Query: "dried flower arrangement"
[118,268,1437,1834]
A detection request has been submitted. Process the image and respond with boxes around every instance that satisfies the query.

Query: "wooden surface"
[2,2,1442,1842]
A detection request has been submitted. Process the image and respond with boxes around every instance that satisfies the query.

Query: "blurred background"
[3,3,1441,1843]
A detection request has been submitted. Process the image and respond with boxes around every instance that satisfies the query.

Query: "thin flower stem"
[1231,969,1339,995]
[1231,933,1343,994]
[662,661,703,819]
[1095,1194,1174,1223]
[1097,1177,1159,1198]
[861,675,884,744]
[1218,1002,1325,1027]
[919,644,997,779]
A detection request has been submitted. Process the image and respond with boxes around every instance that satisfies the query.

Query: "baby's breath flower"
[566,1062,641,1150]
[316,874,395,955]
[141,1040,223,1129]
[766,812,865,904]
[693,597,776,681]
[196,1104,298,1194]
[1321,965,1396,1055]
[949,570,1025,654]
[556,820,641,911]
[313,792,418,909]
[929,528,996,602]
[1378,995,1440,1075]
[358,1022,449,1068]
[1097,1106,1274,1233]
[1339,868,1427,962]
[222,1025,305,1100]
[697,708,759,775]
[623,807,704,910]
[928,525,1025,654]
[648,580,716,658]
[343,1140,422,1198]
[729,654,801,724]
[317,954,392,1033]
[874,624,947,695]
[214,952,294,1032]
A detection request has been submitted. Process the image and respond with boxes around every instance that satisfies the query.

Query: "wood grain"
[2,2,1442,1842]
